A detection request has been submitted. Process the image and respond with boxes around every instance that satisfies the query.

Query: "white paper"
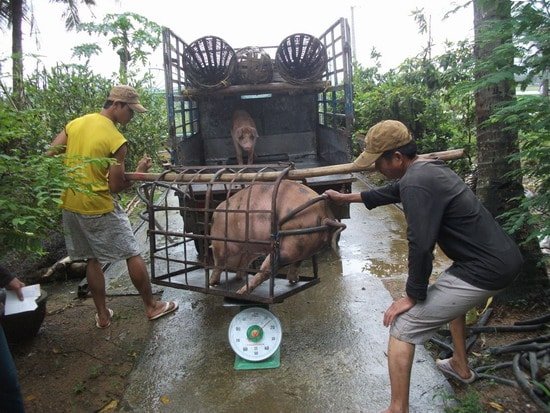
[4,284,41,315]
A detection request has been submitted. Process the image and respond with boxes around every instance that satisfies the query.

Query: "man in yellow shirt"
[48,85,178,328]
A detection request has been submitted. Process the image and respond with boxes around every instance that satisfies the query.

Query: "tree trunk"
[473,0,548,301]
[10,0,25,108]
[117,29,130,84]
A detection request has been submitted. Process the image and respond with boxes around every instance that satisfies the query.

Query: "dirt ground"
[3,275,547,413]
[8,279,153,413]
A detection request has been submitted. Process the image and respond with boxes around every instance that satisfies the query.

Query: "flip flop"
[436,358,476,384]
[148,301,179,321]
[95,308,114,329]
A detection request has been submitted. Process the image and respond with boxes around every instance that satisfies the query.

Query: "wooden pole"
[126,148,465,183]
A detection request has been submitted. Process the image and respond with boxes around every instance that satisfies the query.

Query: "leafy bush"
[352,43,476,176]
[497,95,549,251]
[0,65,167,258]
[0,152,80,257]
[24,64,112,153]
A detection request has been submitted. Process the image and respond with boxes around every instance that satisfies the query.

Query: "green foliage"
[44,0,97,31]
[442,389,487,413]
[352,38,476,175]
[479,0,550,248]
[0,150,91,258]
[512,0,550,91]
[76,12,162,82]
[71,43,103,62]
[21,64,167,171]
[497,97,549,248]
[23,64,112,153]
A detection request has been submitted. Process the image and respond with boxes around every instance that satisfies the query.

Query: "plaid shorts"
[62,203,140,263]
[390,270,500,345]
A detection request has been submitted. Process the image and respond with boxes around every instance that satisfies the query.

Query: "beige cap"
[107,85,147,113]
[353,120,412,168]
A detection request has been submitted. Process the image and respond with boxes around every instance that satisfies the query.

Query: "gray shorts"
[390,270,499,345]
[62,203,141,263]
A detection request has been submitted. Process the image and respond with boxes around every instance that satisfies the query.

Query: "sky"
[1,0,473,88]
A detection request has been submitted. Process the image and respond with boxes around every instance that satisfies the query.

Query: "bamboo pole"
[126,148,465,183]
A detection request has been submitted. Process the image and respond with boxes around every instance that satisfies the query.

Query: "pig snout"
[237,129,256,152]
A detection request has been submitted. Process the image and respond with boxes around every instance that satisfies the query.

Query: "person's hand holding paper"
[4,284,40,315]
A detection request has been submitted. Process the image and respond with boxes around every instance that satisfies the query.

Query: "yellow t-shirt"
[61,113,127,214]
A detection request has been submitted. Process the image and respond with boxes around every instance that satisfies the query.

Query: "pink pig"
[209,180,346,294]
[231,109,259,165]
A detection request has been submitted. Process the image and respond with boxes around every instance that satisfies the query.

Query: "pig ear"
[253,129,259,138]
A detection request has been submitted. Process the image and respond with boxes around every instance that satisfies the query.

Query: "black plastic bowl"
[1,289,47,343]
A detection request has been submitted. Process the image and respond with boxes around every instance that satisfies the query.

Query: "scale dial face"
[228,307,282,362]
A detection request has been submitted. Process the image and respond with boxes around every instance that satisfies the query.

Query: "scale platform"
[234,348,280,370]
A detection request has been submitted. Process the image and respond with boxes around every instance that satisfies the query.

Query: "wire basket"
[183,36,236,89]
[233,46,273,85]
[275,33,327,84]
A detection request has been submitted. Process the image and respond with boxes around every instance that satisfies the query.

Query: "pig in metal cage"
[137,164,342,304]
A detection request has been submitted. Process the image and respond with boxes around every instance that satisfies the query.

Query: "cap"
[107,85,147,113]
[353,120,412,168]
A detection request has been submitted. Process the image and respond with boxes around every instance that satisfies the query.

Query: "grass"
[73,382,86,395]
[442,390,487,413]
[88,365,103,380]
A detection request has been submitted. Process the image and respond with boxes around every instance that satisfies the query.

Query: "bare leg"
[86,258,111,327]
[381,335,414,413]
[126,255,175,319]
[447,315,474,380]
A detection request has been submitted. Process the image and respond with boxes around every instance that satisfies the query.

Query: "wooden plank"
[127,148,466,183]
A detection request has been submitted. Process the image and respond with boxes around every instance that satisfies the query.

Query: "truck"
[137,18,356,303]
[162,17,354,226]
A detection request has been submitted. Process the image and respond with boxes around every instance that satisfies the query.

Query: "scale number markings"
[228,307,282,362]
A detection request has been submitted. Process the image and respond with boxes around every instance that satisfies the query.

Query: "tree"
[7,0,24,107]
[0,0,95,108]
[76,13,161,83]
[473,0,548,298]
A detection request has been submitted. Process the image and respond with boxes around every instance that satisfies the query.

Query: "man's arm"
[324,190,363,204]
[46,129,68,156]
[109,144,132,193]
[109,144,152,193]
[360,182,401,209]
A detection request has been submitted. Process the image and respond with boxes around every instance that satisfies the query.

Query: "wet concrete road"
[117,177,453,412]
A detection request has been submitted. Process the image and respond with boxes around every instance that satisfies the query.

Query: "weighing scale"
[228,306,282,370]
